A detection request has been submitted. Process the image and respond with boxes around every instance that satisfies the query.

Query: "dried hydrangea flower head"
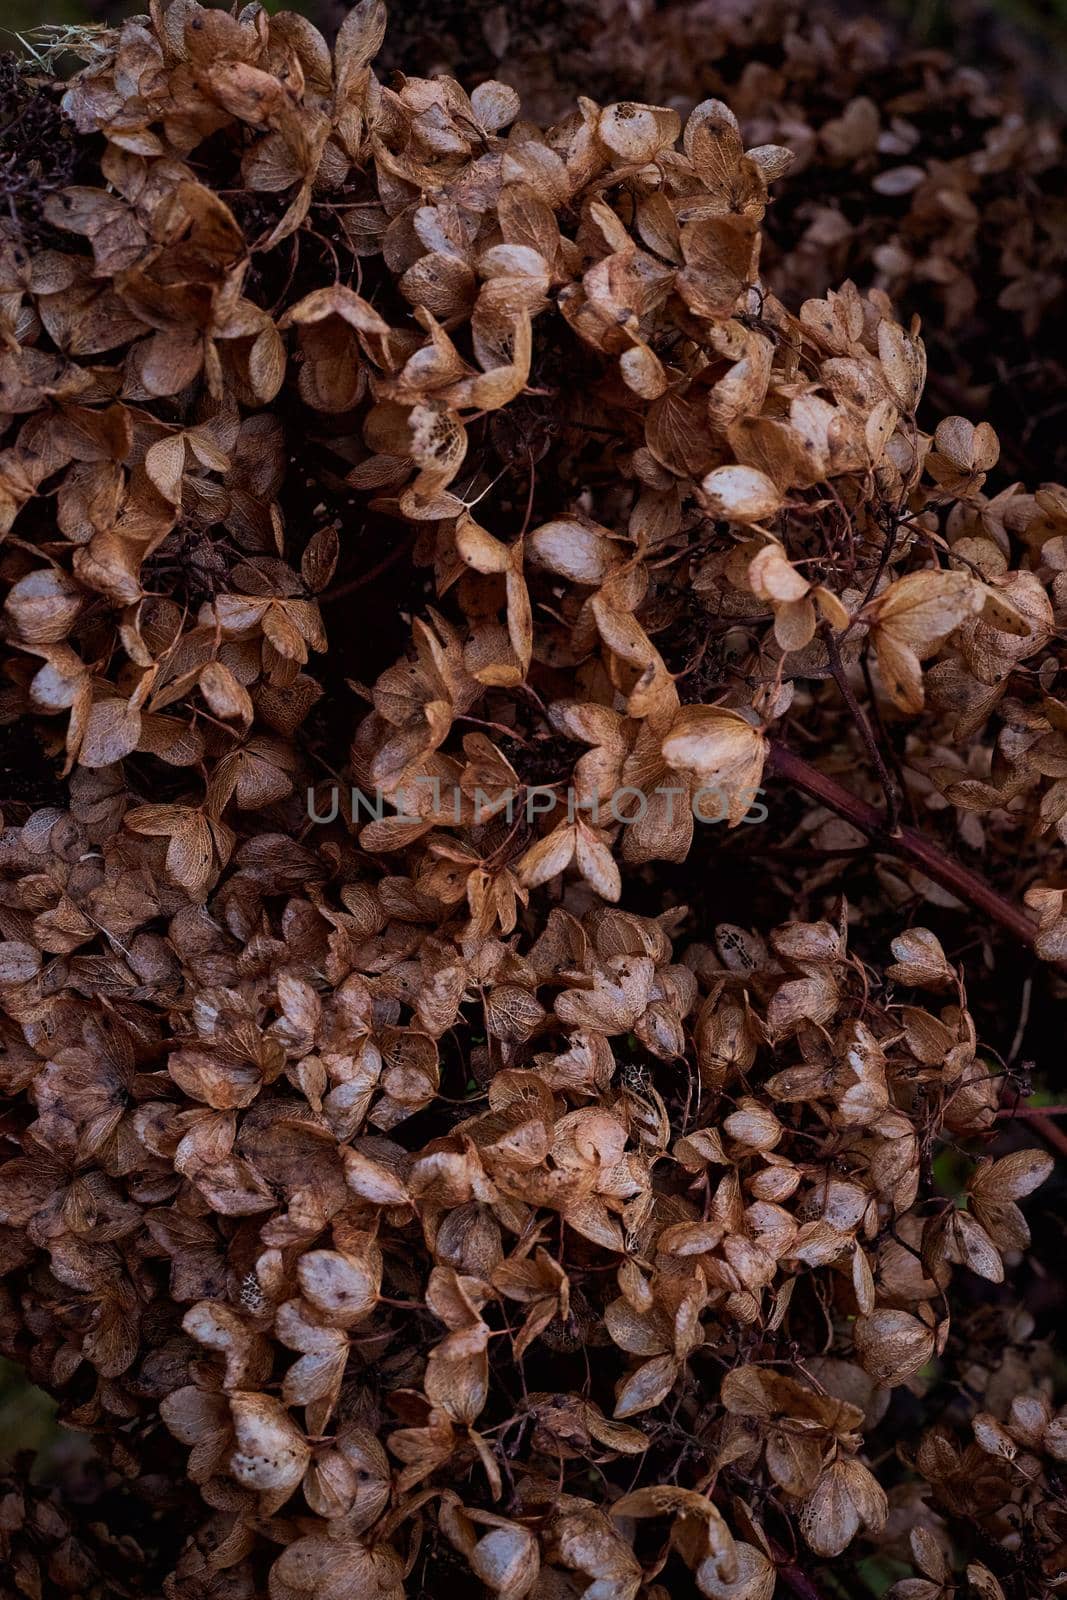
[0,3,1064,1597]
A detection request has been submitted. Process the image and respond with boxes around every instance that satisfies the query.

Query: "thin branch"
[320,533,416,606]
[767,740,1066,1162]
[997,1103,1067,1119]
[860,645,914,826]
[767,1536,830,1600]
[1007,974,1032,1065]
[998,1104,1067,1159]
[824,627,900,832]
[767,742,1041,947]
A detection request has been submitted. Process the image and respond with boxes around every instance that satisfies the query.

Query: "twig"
[860,645,914,826]
[767,742,1040,946]
[824,626,900,833]
[997,1102,1067,1159]
[997,1103,1067,1119]
[767,1536,830,1600]
[1007,975,1032,1065]
[320,534,416,606]
[767,740,1066,1162]
[845,505,900,629]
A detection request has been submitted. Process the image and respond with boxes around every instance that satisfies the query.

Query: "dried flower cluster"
[397,0,1067,483]
[0,3,1064,1598]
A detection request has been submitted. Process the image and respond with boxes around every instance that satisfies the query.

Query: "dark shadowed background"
[2,0,1067,103]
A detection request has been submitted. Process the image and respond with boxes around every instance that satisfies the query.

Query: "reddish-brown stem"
[767,1537,830,1600]
[997,1103,1067,1119]
[1002,1107,1067,1158]
[767,740,1065,1162]
[997,1105,1067,1159]
[320,533,416,606]
[767,742,1041,946]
